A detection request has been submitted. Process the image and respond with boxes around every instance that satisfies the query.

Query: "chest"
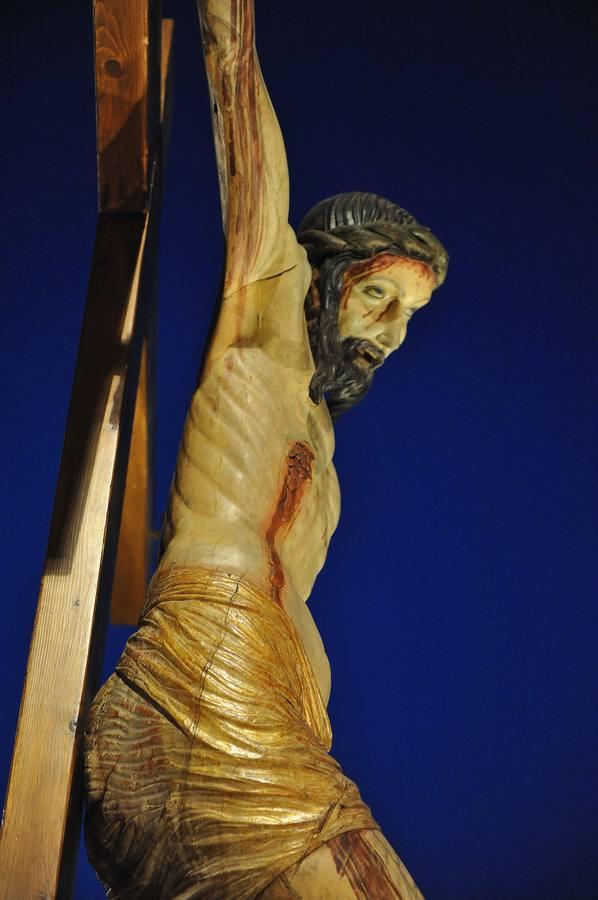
[194,347,340,545]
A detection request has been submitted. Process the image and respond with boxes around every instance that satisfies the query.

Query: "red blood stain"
[340,253,435,309]
[265,441,314,605]
[328,829,406,898]
[373,297,400,323]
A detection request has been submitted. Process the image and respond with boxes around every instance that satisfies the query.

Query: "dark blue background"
[1,1,596,897]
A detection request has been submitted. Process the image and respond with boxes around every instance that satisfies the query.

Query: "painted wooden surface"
[261,829,424,899]
[84,2,433,898]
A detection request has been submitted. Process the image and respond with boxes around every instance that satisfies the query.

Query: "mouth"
[351,340,385,369]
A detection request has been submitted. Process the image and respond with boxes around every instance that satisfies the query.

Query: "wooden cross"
[0,2,174,896]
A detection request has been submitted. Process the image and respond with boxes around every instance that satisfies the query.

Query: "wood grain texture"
[83,3,430,897]
[160,19,174,166]
[110,17,173,626]
[260,829,424,899]
[0,2,171,893]
[198,0,300,294]
[0,213,150,900]
[94,0,160,212]
[85,568,377,899]
[110,339,151,625]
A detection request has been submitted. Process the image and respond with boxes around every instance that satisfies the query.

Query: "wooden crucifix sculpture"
[84,1,448,897]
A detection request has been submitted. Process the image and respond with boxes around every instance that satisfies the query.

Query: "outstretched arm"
[197,0,300,295]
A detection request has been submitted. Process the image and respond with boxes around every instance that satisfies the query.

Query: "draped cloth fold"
[84,567,378,899]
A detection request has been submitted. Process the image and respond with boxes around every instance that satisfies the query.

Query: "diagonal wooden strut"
[0,5,173,897]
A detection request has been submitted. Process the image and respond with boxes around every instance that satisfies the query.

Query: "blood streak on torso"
[265,440,315,605]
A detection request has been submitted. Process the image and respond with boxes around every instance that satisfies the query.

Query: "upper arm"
[198,0,301,295]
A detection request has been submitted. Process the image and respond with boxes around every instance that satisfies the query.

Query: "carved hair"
[297,192,448,419]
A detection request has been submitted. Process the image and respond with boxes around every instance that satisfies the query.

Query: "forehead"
[345,253,435,287]
[344,253,436,305]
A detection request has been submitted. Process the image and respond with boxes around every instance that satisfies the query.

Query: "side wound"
[265,441,314,605]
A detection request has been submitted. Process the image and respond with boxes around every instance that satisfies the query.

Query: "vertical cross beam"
[94,0,161,213]
[0,6,173,898]
[110,18,174,626]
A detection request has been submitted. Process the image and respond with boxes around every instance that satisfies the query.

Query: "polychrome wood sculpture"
[84,1,448,897]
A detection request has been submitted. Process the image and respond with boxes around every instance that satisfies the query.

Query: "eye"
[363,285,385,299]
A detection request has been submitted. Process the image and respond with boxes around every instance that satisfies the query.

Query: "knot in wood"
[104,57,123,77]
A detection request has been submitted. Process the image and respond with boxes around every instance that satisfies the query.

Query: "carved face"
[338,254,436,370]
[306,250,438,418]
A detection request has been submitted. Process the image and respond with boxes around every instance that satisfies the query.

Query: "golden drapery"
[85,567,378,898]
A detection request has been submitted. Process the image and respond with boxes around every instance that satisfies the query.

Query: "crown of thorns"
[297,191,448,286]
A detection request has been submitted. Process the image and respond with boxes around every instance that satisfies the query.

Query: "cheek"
[416,281,434,304]
[338,302,367,335]
[374,298,400,323]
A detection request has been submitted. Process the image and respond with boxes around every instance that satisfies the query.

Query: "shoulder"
[223,225,311,299]
[208,237,313,363]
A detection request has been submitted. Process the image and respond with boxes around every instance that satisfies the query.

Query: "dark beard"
[325,338,382,420]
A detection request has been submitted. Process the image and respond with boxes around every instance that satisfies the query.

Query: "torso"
[160,257,338,703]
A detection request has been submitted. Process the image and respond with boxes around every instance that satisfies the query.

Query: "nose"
[376,318,405,352]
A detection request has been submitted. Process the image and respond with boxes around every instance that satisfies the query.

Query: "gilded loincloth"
[85,567,378,899]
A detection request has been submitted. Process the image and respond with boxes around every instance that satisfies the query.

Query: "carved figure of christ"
[84,1,447,897]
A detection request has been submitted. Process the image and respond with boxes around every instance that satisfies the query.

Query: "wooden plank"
[110,339,152,625]
[160,19,175,164]
[0,212,151,900]
[109,19,173,626]
[0,5,172,893]
[94,0,161,212]
[108,17,173,624]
